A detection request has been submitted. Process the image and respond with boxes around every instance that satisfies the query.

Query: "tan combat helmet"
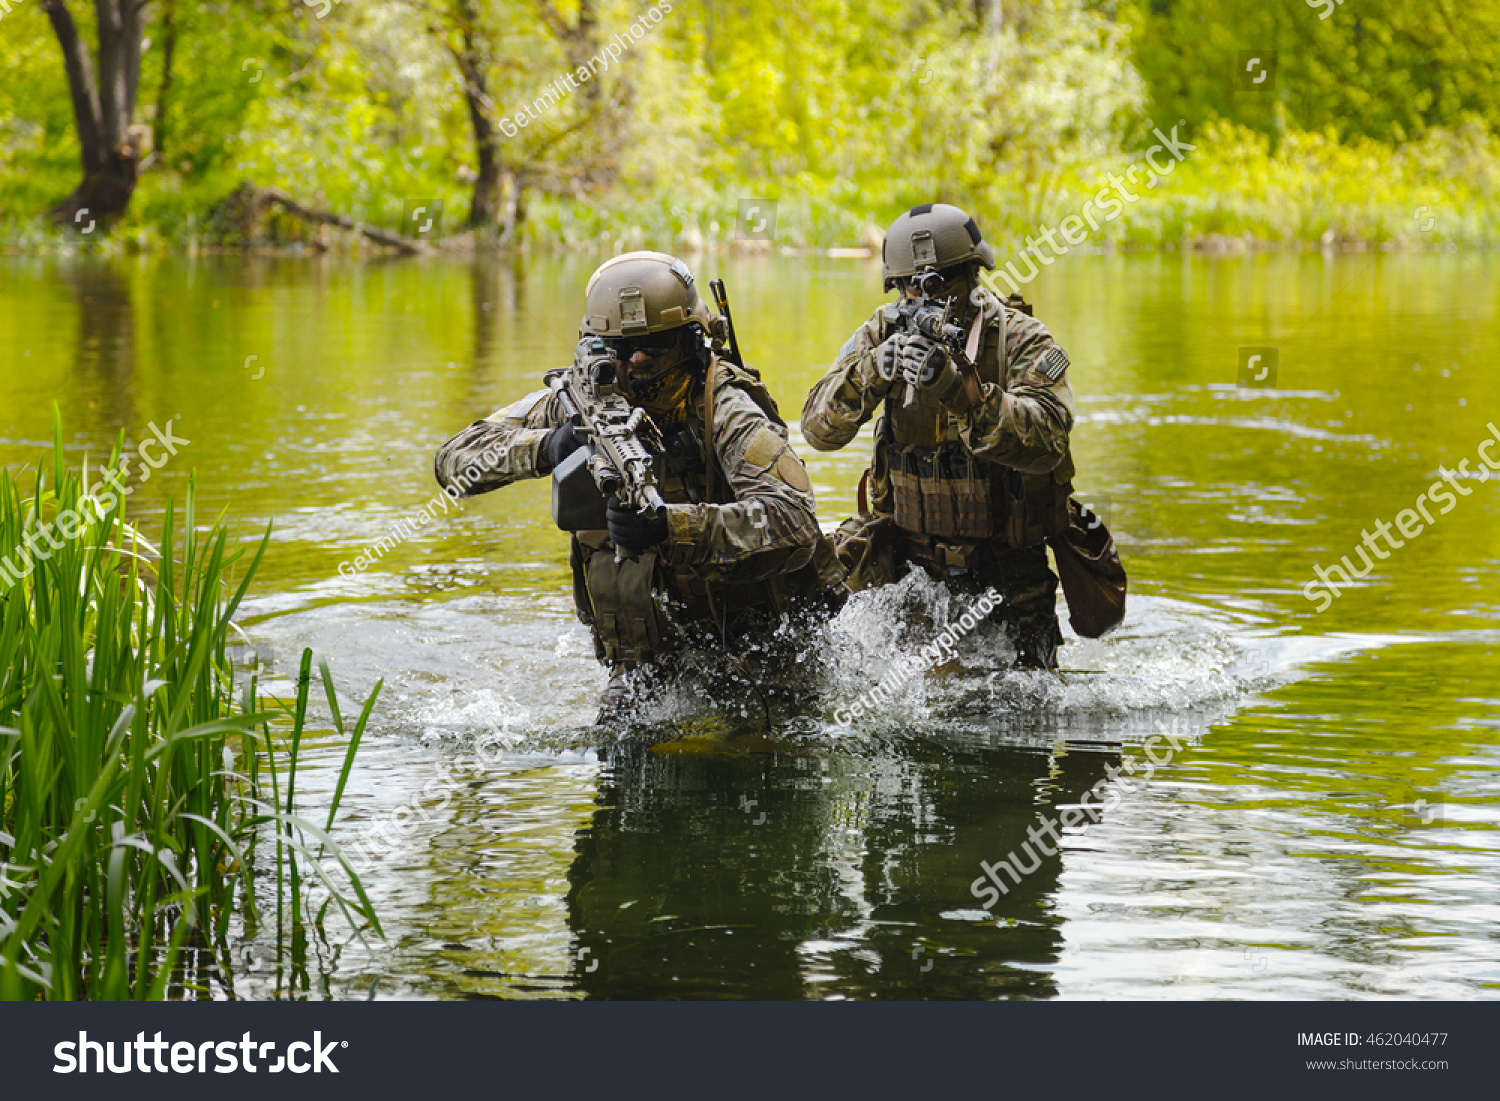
[881,203,996,290]
[582,251,716,338]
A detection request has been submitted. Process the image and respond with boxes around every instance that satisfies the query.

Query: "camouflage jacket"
[434,358,840,589]
[800,286,1076,548]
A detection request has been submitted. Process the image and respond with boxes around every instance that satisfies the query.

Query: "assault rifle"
[549,337,666,553]
[880,269,973,408]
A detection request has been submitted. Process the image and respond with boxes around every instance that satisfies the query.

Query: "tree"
[411,0,630,237]
[425,0,515,232]
[1123,0,1500,143]
[41,0,150,226]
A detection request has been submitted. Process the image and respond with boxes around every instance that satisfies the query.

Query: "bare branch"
[255,187,428,253]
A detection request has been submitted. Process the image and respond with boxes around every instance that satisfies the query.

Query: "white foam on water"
[237,576,1413,752]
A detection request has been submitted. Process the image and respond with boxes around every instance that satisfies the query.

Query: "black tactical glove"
[869,335,903,397]
[899,332,950,389]
[904,334,978,412]
[538,423,583,473]
[606,495,669,553]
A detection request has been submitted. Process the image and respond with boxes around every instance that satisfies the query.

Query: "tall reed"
[0,414,381,999]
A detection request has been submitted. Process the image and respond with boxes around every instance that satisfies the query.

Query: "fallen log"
[256,187,425,254]
[215,182,427,253]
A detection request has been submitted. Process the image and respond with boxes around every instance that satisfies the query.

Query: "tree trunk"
[448,0,509,231]
[500,169,522,243]
[152,0,177,162]
[43,0,146,226]
[984,0,1004,79]
[463,62,502,229]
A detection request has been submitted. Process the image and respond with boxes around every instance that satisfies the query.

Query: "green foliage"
[1,0,1496,248]
[1142,115,1500,244]
[0,417,381,999]
[1123,0,1500,143]
[142,1,287,175]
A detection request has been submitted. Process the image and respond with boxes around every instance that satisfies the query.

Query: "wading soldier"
[801,204,1077,670]
[435,252,844,719]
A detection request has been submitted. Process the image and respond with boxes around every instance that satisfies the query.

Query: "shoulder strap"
[965,309,984,363]
[702,356,719,503]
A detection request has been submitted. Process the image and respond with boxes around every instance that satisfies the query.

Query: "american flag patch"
[1036,347,1069,382]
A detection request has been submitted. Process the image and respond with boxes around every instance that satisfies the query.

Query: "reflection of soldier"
[565,739,1113,999]
[434,252,844,718]
[802,205,1077,669]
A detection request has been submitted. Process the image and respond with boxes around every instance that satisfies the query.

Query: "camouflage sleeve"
[799,307,889,451]
[433,387,567,497]
[661,381,823,585]
[957,308,1075,474]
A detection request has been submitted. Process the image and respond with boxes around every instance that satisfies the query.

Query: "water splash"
[236,573,1373,752]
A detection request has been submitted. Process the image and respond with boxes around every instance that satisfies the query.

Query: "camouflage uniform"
[802,284,1075,658]
[435,358,844,673]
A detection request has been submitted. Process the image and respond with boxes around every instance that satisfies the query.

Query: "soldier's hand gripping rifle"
[878,269,975,408]
[549,337,667,559]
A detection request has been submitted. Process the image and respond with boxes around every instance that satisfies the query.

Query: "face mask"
[628,361,696,428]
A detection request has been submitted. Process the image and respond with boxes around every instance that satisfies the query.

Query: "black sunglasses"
[607,335,679,360]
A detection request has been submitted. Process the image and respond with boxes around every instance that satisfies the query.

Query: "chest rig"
[573,359,808,665]
[657,423,725,506]
[881,296,1013,541]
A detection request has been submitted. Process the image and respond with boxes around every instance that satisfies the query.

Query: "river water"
[2,251,1498,999]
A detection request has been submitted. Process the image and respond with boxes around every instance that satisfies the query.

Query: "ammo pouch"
[887,443,995,539]
[578,542,669,664]
[1005,453,1076,549]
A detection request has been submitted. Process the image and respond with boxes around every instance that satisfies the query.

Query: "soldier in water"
[801,204,1078,670]
[435,252,844,720]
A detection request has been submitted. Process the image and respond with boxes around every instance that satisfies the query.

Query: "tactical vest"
[572,356,842,665]
[875,297,1074,552]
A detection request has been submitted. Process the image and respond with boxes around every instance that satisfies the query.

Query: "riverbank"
[3,119,1496,257]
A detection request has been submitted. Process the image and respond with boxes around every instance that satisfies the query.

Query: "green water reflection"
[2,251,1496,998]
